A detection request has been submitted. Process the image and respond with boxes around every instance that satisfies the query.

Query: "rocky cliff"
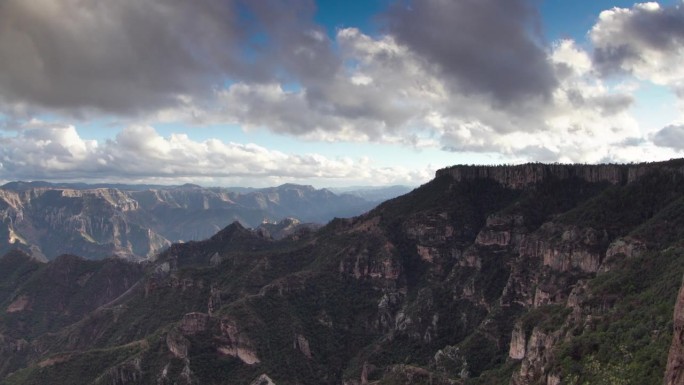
[435,160,683,189]
[1,159,684,385]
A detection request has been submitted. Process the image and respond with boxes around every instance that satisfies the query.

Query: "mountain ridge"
[0,183,383,261]
[1,159,684,384]
[436,159,684,188]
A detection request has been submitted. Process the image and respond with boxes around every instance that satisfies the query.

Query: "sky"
[1,0,684,188]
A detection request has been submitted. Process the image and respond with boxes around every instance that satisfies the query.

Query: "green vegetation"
[519,304,572,336]
[559,170,684,238]
[2,344,144,385]
[466,361,521,385]
[555,248,684,385]
[2,162,684,384]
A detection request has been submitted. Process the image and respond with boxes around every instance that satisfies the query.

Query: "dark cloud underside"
[385,0,557,106]
[654,125,684,150]
[0,0,322,116]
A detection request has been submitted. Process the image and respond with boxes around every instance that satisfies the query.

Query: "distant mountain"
[2,160,684,384]
[1,181,175,192]
[327,185,413,202]
[0,183,378,260]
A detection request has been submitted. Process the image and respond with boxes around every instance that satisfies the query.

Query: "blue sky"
[0,0,683,187]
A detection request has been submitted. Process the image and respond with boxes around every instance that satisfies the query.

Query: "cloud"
[653,124,684,149]
[0,121,430,186]
[172,26,555,144]
[0,0,561,127]
[591,2,684,87]
[161,31,655,165]
[161,28,449,144]
[0,0,679,182]
[0,0,326,116]
[385,0,557,107]
[0,121,98,174]
[438,38,645,163]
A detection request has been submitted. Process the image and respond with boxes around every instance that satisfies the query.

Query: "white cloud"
[150,26,672,166]
[552,40,592,78]
[437,37,651,164]
[1,0,683,187]
[591,2,684,87]
[0,120,98,172]
[0,121,431,186]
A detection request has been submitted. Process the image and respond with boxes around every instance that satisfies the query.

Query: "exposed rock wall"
[509,324,526,360]
[511,327,562,385]
[338,242,401,282]
[167,312,260,366]
[435,162,673,189]
[518,224,607,274]
[294,334,312,359]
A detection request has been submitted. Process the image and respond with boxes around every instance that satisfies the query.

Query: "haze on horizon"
[0,0,683,188]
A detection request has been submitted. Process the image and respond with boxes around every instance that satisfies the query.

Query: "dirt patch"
[6,295,30,313]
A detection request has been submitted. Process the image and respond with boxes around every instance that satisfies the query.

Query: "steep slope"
[2,160,684,385]
[0,252,145,378]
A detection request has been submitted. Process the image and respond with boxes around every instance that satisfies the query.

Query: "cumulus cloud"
[156,27,449,144]
[158,30,655,165]
[0,121,430,186]
[438,38,645,163]
[176,25,548,143]
[591,2,684,87]
[0,0,681,185]
[0,121,98,175]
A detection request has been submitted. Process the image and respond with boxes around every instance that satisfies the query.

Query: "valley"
[0,183,388,261]
[1,160,684,384]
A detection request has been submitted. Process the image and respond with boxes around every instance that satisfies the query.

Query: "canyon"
[0,183,380,261]
[1,159,684,384]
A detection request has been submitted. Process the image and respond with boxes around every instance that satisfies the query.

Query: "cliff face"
[435,161,680,189]
[0,187,169,261]
[2,159,684,385]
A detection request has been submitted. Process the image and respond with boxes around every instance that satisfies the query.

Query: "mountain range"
[1,160,684,384]
[0,183,399,261]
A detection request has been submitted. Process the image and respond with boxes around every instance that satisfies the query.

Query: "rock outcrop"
[509,323,527,360]
[338,243,402,282]
[167,312,260,366]
[250,374,276,385]
[511,327,563,385]
[217,317,260,365]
